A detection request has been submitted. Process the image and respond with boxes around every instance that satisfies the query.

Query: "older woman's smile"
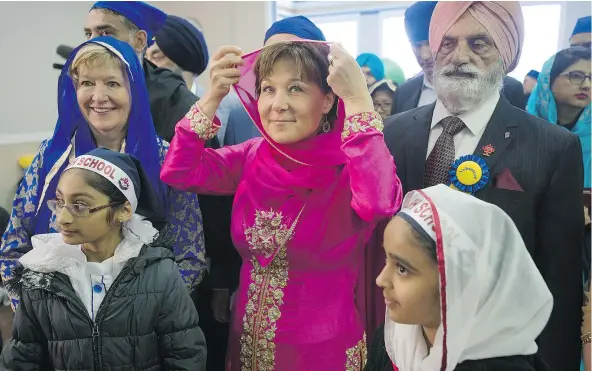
[90,106,117,115]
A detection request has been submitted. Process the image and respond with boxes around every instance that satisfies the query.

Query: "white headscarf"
[385,185,553,370]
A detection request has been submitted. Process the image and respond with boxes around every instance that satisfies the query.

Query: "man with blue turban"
[570,16,591,48]
[392,1,526,114]
[356,53,385,87]
[147,16,242,144]
[223,15,326,146]
[84,2,216,146]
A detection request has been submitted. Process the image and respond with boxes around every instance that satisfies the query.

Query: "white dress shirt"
[417,75,437,108]
[86,258,115,320]
[427,91,500,159]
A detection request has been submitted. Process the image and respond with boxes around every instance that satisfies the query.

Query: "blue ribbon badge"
[448,155,490,195]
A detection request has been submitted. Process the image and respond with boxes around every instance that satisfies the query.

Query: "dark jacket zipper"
[88,261,136,371]
[27,260,136,371]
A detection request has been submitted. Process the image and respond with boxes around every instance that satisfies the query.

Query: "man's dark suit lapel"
[472,97,519,180]
[405,76,424,112]
[406,104,435,190]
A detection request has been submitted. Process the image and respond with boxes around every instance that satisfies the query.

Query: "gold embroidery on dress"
[341,111,384,140]
[239,206,305,370]
[345,333,367,371]
[244,210,291,259]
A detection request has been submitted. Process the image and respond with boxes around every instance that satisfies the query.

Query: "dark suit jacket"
[392,75,526,114]
[143,60,237,291]
[383,96,584,370]
[224,106,261,146]
[144,60,198,143]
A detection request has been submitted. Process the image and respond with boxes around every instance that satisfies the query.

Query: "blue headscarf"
[356,53,385,81]
[34,36,168,234]
[527,54,591,187]
[91,1,167,47]
[264,16,326,44]
[572,16,591,37]
[404,1,438,43]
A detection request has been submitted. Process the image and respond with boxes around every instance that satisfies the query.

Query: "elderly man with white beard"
[383,2,584,369]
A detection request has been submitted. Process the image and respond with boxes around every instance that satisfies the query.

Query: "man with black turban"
[148,16,242,144]
[147,15,239,371]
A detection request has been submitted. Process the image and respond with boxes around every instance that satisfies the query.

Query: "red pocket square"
[495,168,524,192]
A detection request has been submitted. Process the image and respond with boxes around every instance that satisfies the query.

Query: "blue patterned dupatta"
[35,36,168,232]
[1,37,206,305]
[526,54,591,187]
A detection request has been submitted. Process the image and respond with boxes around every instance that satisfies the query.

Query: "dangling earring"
[322,114,331,133]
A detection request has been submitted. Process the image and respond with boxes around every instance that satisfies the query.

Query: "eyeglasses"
[374,102,393,111]
[47,199,121,218]
[560,71,592,85]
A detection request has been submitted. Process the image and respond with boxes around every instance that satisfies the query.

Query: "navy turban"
[404,1,438,43]
[91,1,167,47]
[264,16,325,44]
[155,16,209,75]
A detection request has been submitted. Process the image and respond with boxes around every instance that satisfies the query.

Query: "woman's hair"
[409,225,437,264]
[254,41,339,126]
[79,169,127,224]
[69,43,124,84]
[550,46,591,87]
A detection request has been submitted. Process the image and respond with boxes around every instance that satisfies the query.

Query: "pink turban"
[429,1,524,73]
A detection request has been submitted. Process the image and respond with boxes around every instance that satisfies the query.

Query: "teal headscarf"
[527,54,591,187]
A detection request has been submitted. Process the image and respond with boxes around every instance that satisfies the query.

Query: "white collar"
[423,74,434,90]
[431,91,500,136]
[19,214,157,274]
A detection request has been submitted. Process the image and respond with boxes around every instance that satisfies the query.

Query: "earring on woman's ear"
[322,114,331,133]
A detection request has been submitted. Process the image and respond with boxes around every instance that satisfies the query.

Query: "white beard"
[433,60,504,115]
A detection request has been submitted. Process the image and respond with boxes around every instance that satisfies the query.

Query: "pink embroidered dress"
[161,42,402,370]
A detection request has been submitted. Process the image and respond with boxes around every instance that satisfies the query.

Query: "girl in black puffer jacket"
[1,148,206,370]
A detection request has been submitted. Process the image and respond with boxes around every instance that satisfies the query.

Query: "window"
[510,4,561,81]
[314,20,359,56]
[381,14,420,80]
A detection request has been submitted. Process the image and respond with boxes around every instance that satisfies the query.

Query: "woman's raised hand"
[326,43,373,117]
[199,46,244,120]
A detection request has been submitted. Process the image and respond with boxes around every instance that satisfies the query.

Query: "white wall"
[0,1,93,139]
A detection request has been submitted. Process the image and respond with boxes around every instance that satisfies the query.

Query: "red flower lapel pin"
[482,144,495,157]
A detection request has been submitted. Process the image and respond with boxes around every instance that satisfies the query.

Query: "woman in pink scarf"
[161,40,402,370]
